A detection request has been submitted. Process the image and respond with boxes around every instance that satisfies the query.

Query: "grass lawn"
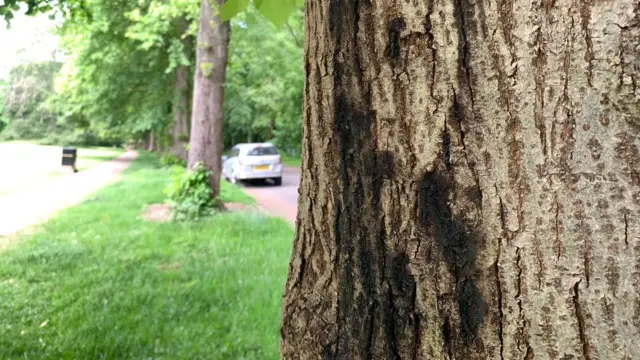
[280,155,300,168]
[75,146,126,172]
[0,142,125,196]
[0,153,293,359]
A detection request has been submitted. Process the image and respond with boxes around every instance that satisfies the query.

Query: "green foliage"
[221,0,303,27]
[124,0,199,73]
[39,129,123,147]
[0,61,64,141]
[160,153,187,167]
[2,61,61,119]
[223,7,303,155]
[1,0,302,26]
[164,163,217,221]
[0,61,123,146]
[200,61,214,77]
[0,79,8,132]
[5,0,305,156]
[0,0,90,23]
[53,0,189,145]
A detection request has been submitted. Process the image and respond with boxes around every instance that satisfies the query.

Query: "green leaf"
[220,0,250,22]
[254,0,297,28]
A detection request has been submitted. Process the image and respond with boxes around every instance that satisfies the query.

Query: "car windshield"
[246,146,279,156]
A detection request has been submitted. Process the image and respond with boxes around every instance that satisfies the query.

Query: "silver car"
[222,143,284,186]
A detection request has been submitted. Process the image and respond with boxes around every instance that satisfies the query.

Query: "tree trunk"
[247,126,253,143]
[282,0,639,359]
[172,17,193,161]
[270,116,276,139]
[147,132,156,152]
[188,0,230,197]
[172,65,190,160]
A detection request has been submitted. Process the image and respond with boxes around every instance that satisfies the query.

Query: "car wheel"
[273,177,282,186]
[230,170,238,184]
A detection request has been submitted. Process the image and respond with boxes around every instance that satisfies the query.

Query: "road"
[241,167,300,225]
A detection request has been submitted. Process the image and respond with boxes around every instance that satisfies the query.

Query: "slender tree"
[172,16,194,160]
[188,0,230,197]
[281,0,640,358]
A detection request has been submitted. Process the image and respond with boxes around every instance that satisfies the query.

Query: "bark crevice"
[579,3,594,87]
[494,253,505,360]
[572,280,592,360]
[624,212,629,248]
[553,193,563,262]
[515,247,529,353]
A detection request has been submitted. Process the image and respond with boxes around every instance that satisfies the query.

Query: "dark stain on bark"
[443,128,452,170]
[323,341,338,359]
[329,1,421,355]
[376,150,396,181]
[419,170,486,340]
[465,185,483,206]
[330,0,374,354]
[387,17,406,61]
[383,252,417,359]
[334,93,421,358]
[443,316,454,358]
[328,0,345,38]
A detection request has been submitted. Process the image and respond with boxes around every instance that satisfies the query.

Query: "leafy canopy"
[223,7,303,153]
[2,0,303,27]
[221,0,304,28]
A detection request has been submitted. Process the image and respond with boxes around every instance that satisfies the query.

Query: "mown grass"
[0,153,293,359]
[280,155,300,168]
[220,179,257,205]
[74,147,126,172]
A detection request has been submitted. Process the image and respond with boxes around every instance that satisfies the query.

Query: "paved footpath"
[0,151,138,237]
[242,167,300,226]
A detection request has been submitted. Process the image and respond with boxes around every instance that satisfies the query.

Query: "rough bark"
[188,0,230,197]
[171,17,193,161]
[281,0,639,359]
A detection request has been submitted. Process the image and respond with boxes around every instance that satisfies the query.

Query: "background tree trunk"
[171,17,193,161]
[282,0,639,359]
[269,116,276,139]
[147,132,156,152]
[188,0,230,197]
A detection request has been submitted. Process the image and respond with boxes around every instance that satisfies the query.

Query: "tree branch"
[285,22,302,48]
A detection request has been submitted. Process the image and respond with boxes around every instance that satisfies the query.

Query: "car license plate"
[254,165,270,171]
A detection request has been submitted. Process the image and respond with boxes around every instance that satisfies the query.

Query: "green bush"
[160,153,187,168]
[164,164,218,221]
[36,130,122,147]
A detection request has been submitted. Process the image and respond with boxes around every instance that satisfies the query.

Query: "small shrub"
[177,133,189,142]
[164,163,218,221]
[160,153,187,168]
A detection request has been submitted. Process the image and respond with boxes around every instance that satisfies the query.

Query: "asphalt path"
[240,167,300,225]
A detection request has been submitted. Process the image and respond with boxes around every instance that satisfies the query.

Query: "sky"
[0,9,61,79]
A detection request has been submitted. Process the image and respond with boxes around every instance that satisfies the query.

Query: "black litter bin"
[62,147,78,172]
